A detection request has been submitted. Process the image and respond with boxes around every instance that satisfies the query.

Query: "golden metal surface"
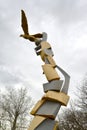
[47,55,56,67]
[53,122,59,130]
[30,99,46,115]
[42,91,69,106]
[28,116,46,130]
[40,50,47,61]
[41,41,51,50]
[20,10,42,42]
[42,64,60,81]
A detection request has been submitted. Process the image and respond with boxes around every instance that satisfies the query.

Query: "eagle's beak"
[20,34,23,37]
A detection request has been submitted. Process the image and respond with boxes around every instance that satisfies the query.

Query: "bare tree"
[58,74,87,130]
[75,74,87,112]
[0,87,33,130]
[59,105,86,130]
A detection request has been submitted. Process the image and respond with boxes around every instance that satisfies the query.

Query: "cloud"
[0,0,87,100]
[0,65,23,85]
[0,64,44,100]
[25,0,87,25]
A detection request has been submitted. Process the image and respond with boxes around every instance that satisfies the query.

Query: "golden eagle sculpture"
[20,10,43,42]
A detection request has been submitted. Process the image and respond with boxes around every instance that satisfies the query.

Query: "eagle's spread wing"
[21,10,29,35]
[32,33,43,38]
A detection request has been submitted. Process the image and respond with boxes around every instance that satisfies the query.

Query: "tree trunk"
[11,113,18,130]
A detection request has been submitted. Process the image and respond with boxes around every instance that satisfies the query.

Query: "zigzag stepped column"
[28,32,70,130]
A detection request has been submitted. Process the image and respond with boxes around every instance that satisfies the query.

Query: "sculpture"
[20,10,43,42]
[20,10,70,130]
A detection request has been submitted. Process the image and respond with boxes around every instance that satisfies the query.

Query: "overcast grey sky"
[0,0,87,100]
